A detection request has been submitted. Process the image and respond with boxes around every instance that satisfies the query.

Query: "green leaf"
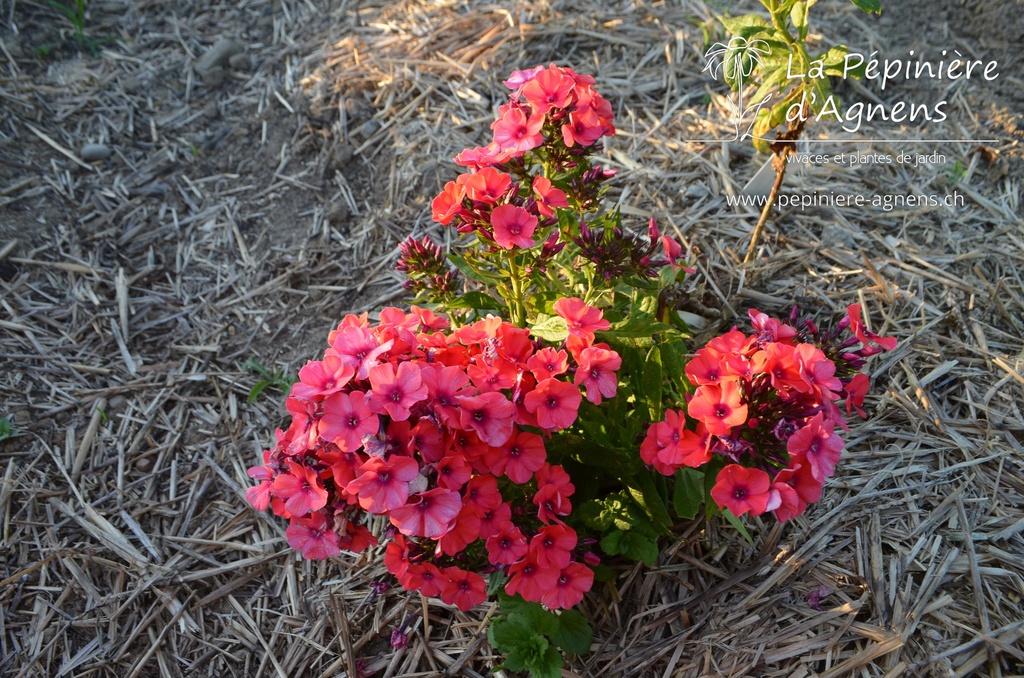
[599,528,624,556]
[627,472,672,534]
[508,607,559,638]
[592,563,615,582]
[718,13,771,37]
[504,635,546,672]
[524,643,563,678]
[243,357,270,378]
[448,253,503,284]
[443,291,502,312]
[722,508,755,545]
[807,76,832,116]
[749,63,790,111]
[751,107,773,154]
[556,207,580,235]
[841,57,867,80]
[497,593,558,638]
[815,45,851,78]
[549,435,629,470]
[658,338,685,393]
[702,455,726,504]
[487,570,507,597]
[492,623,560,678]
[602,318,673,342]
[673,467,705,519]
[722,37,773,91]
[530,314,569,343]
[620,531,659,566]
[488,617,536,651]
[849,0,882,14]
[769,97,793,129]
[577,500,608,530]
[637,292,659,318]
[620,344,646,404]
[790,1,809,40]
[551,609,593,655]
[248,380,269,404]
[752,38,798,71]
[0,416,14,442]
[642,346,663,420]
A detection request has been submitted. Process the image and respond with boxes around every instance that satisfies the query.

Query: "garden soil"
[1,0,1022,676]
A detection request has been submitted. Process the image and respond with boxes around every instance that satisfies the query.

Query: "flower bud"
[647,217,660,241]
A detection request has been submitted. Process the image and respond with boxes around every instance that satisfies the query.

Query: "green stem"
[768,0,812,73]
[582,266,598,306]
[507,252,527,328]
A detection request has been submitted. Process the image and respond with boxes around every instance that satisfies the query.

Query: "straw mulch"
[1,0,1022,675]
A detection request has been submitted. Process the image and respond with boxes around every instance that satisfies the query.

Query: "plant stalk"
[743,113,806,263]
[507,252,527,328]
[743,152,788,263]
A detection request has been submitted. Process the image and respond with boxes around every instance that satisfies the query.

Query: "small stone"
[128,182,169,198]
[326,202,349,223]
[123,75,142,93]
[108,395,128,412]
[6,38,25,59]
[355,120,379,139]
[821,223,856,249]
[0,260,17,282]
[202,66,226,87]
[328,143,355,172]
[194,38,245,77]
[228,53,250,71]
[204,102,220,119]
[685,183,708,198]
[136,456,153,472]
[80,144,112,162]
[344,97,366,118]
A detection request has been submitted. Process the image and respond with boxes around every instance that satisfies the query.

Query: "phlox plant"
[247,63,893,677]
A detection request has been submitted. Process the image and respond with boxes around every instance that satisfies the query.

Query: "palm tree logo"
[701,36,772,141]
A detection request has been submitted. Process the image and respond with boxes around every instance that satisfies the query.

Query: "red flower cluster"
[247,301,619,611]
[641,304,894,522]
[431,64,616,249]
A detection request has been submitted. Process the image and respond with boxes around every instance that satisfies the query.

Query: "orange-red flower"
[490,204,538,250]
[524,378,581,431]
[687,381,748,436]
[710,464,773,517]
